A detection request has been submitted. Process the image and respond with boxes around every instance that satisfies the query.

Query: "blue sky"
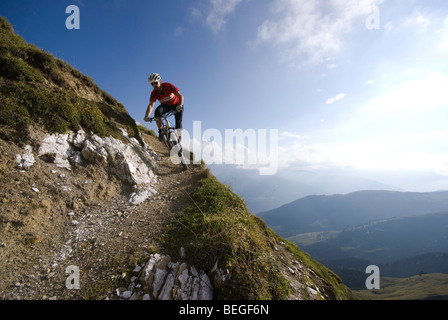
[2,0,448,193]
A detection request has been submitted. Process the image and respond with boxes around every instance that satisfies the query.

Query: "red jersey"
[150,83,180,106]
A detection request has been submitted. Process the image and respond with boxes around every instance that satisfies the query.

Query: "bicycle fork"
[169,132,189,170]
[169,132,183,157]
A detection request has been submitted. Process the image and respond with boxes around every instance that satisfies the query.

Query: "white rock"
[307,287,321,298]
[129,186,157,205]
[198,272,213,300]
[121,291,132,299]
[158,273,175,300]
[176,268,192,300]
[190,265,199,278]
[142,254,162,279]
[82,134,157,203]
[152,268,168,297]
[38,133,72,169]
[16,145,36,168]
[190,274,200,300]
[72,129,86,148]
[37,129,158,203]
[69,151,83,165]
[81,136,107,164]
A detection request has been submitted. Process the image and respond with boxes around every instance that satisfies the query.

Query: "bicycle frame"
[149,110,189,170]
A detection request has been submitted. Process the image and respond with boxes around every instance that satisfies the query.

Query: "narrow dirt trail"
[54,133,207,299]
[0,131,205,300]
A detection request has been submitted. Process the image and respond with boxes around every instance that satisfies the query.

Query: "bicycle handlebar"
[144,107,182,123]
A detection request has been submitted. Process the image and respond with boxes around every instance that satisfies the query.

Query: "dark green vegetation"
[162,175,356,300]
[0,17,142,145]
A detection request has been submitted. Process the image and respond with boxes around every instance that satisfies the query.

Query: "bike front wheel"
[171,139,189,170]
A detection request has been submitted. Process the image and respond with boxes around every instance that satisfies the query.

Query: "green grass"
[0,16,143,145]
[162,175,290,300]
[162,174,358,300]
[0,83,120,139]
[274,231,358,299]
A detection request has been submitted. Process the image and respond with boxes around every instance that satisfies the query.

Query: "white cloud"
[255,0,384,66]
[404,13,432,32]
[439,17,448,52]
[276,129,448,173]
[205,0,244,34]
[386,9,448,35]
[279,131,304,140]
[363,72,448,114]
[326,93,346,105]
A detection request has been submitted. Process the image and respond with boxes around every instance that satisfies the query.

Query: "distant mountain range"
[288,211,448,265]
[257,190,448,287]
[258,190,448,237]
[209,165,402,213]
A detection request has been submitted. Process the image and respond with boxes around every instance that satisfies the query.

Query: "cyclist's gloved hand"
[176,105,183,112]
[144,116,151,122]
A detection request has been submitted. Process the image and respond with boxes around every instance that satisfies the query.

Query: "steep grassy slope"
[0,16,141,145]
[162,175,357,300]
[0,16,356,300]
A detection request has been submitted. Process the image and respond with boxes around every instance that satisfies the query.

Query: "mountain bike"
[146,110,189,170]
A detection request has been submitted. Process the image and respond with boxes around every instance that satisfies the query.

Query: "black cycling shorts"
[154,104,183,129]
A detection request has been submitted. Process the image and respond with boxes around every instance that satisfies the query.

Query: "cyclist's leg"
[155,104,177,118]
[157,104,180,138]
[174,105,183,141]
[154,105,164,131]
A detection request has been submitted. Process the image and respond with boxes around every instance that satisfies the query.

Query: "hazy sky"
[2,0,448,190]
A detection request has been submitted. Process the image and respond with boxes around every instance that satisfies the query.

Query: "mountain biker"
[144,73,184,141]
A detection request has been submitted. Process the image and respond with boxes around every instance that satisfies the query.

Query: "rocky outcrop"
[15,128,159,204]
[116,253,223,300]
[15,145,36,169]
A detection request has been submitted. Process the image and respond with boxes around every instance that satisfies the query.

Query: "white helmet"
[148,73,161,84]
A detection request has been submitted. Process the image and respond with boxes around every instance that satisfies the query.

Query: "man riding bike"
[144,73,184,141]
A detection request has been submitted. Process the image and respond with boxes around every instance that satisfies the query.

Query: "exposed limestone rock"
[15,145,36,169]
[31,129,158,203]
[81,135,108,165]
[120,253,215,300]
[38,133,73,169]
[129,186,157,205]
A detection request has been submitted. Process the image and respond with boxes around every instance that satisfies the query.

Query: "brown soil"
[0,128,206,300]
[0,126,351,301]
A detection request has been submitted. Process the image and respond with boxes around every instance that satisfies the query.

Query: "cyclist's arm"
[145,101,155,119]
[175,91,184,106]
